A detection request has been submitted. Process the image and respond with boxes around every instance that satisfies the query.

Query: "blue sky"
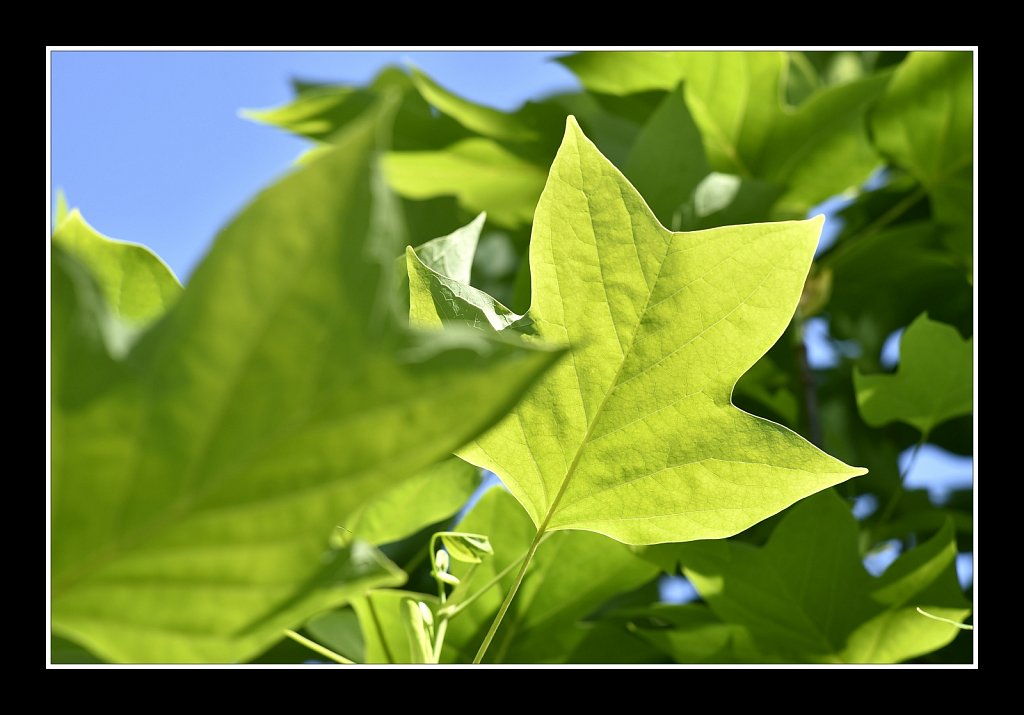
[51,51,577,278]
[51,51,971,588]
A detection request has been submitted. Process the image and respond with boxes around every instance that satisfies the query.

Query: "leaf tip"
[564,114,583,137]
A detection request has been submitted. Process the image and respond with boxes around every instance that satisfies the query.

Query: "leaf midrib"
[530,169,674,534]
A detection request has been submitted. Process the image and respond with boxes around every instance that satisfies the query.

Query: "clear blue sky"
[50,51,971,587]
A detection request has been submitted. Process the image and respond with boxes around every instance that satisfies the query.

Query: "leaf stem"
[440,548,531,619]
[284,629,355,665]
[472,529,548,663]
[915,607,973,630]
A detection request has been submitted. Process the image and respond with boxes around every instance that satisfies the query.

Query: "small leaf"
[414,212,486,284]
[401,599,437,664]
[854,314,973,435]
[436,532,494,564]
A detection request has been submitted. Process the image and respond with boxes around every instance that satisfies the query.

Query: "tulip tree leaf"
[341,458,482,546]
[674,491,970,663]
[52,209,181,328]
[622,85,709,228]
[854,314,973,436]
[870,51,974,266]
[413,212,485,284]
[384,138,546,228]
[408,67,538,143]
[409,117,865,546]
[558,51,888,211]
[51,107,561,663]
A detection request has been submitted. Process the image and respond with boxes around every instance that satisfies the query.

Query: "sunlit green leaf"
[410,117,865,545]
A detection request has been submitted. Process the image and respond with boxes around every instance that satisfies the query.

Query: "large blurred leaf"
[559,51,889,211]
[409,117,864,545]
[341,458,481,547]
[51,107,561,663]
[440,488,658,663]
[871,51,973,264]
[855,314,973,436]
[675,491,970,663]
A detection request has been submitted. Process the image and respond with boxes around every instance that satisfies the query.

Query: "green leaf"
[244,68,473,154]
[304,607,365,663]
[341,458,481,546]
[559,51,889,211]
[824,219,971,357]
[871,52,973,246]
[618,603,765,664]
[410,117,865,546]
[409,67,538,142]
[413,212,485,284]
[440,488,659,663]
[436,532,494,564]
[677,172,781,232]
[407,245,529,334]
[350,590,441,664]
[52,634,106,664]
[52,106,561,663]
[384,138,547,228]
[622,85,709,229]
[52,209,181,328]
[401,598,437,663]
[854,314,973,435]
[677,491,970,663]
[242,85,376,143]
[55,188,69,227]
